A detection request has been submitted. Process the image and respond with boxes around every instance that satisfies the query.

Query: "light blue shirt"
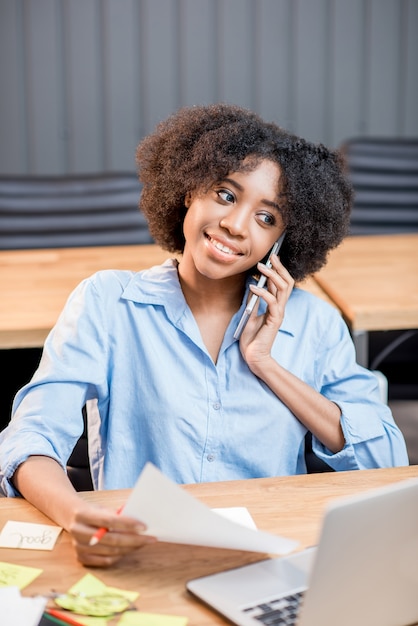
[0,260,408,496]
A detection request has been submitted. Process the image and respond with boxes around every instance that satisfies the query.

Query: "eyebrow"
[221,177,281,212]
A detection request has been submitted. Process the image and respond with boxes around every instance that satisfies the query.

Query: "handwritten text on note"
[0,520,62,550]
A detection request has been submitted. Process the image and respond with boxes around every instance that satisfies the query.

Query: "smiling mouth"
[206,234,243,256]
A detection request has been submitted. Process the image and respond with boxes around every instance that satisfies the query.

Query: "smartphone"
[233,231,286,340]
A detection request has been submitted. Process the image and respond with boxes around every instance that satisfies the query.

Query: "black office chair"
[66,407,93,491]
[340,137,418,235]
[338,137,418,400]
[305,434,333,473]
[0,172,153,490]
[0,172,153,249]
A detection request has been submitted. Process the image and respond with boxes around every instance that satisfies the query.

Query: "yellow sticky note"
[69,573,109,596]
[69,573,138,601]
[55,573,140,617]
[55,593,129,617]
[0,561,42,589]
[106,585,138,603]
[117,613,188,626]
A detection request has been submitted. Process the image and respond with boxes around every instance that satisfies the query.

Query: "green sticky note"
[55,593,130,617]
[55,573,140,617]
[0,561,42,589]
[68,574,109,596]
[106,585,138,603]
[69,574,138,602]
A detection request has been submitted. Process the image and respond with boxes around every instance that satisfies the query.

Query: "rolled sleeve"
[310,311,409,471]
[0,430,66,497]
[0,275,109,497]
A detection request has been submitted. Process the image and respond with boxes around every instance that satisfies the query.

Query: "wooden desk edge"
[1,466,417,625]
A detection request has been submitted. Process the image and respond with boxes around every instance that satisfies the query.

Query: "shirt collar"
[121,259,187,323]
[121,259,294,336]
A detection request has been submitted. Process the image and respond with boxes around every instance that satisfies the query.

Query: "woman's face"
[181,159,285,281]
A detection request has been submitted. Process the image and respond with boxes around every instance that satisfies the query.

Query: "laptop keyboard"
[243,590,304,625]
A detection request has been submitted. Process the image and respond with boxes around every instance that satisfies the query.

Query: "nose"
[219,206,249,238]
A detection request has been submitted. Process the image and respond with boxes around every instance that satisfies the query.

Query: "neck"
[177,264,246,316]
[178,265,247,364]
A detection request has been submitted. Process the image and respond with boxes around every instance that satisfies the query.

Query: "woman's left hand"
[239,253,294,369]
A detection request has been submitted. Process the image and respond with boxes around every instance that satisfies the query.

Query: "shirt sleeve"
[310,313,409,470]
[0,275,109,496]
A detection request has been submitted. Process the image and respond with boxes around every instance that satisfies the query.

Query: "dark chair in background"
[66,407,94,491]
[339,137,418,402]
[0,172,153,249]
[340,137,418,236]
[0,172,153,489]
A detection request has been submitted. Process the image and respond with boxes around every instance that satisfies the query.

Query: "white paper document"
[212,507,258,530]
[123,463,298,555]
[0,587,46,626]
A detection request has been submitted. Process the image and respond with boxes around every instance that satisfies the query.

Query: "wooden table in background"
[0,245,170,348]
[314,233,418,366]
[0,466,417,625]
[0,244,329,350]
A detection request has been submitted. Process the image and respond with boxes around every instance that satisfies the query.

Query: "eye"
[217,189,235,204]
[258,212,276,226]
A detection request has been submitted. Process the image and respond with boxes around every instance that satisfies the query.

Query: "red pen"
[44,608,86,626]
[89,504,124,546]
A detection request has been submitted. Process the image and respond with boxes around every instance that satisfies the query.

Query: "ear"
[184,191,192,208]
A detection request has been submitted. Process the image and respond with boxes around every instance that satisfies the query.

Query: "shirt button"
[207,454,215,462]
[213,402,221,410]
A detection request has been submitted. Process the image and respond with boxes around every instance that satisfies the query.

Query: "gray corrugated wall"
[0,0,417,175]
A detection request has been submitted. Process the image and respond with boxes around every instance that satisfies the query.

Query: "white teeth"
[209,237,235,255]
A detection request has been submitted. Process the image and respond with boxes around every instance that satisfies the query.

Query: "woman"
[0,104,408,566]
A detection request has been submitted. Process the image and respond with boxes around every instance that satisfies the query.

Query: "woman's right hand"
[67,501,157,567]
[13,455,157,567]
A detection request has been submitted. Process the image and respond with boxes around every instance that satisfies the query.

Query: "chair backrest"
[339,137,418,402]
[0,172,153,249]
[0,172,153,490]
[66,406,93,491]
[340,137,418,235]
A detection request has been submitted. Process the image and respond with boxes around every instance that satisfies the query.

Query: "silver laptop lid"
[187,477,418,626]
[298,476,418,626]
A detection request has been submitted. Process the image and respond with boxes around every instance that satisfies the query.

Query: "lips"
[206,234,243,256]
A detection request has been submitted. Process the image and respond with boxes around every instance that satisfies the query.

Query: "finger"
[75,546,133,568]
[71,509,147,544]
[91,530,157,549]
[78,526,156,551]
[269,256,295,291]
[256,262,284,293]
[267,276,278,297]
[72,532,157,566]
[75,507,145,531]
[250,277,283,305]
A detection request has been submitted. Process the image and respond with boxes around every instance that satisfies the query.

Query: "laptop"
[186,477,418,626]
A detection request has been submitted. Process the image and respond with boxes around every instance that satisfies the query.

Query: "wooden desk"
[0,466,417,624]
[314,233,418,366]
[0,245,329,350]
